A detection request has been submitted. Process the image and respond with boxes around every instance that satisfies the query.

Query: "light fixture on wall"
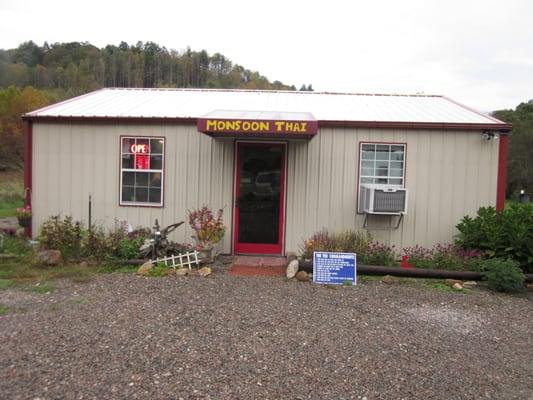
[481,131,499,141]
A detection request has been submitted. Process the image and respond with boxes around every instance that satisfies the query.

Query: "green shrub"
[481,258,525,293]
[0,234,30,256]
[455,204,533,272]
[39,216,82,261]
[39,216,150,262]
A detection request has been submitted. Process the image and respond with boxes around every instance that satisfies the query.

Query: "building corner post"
[23,120,33,237]
[496,134,508,212]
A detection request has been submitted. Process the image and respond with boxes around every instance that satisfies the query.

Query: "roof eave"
[21,115,512,132]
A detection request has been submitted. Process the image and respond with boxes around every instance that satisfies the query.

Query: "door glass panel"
[238,145,282,245]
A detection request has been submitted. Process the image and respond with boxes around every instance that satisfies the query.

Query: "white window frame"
[357,142,406,213]
[119,136,165,207]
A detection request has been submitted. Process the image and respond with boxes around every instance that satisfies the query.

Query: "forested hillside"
[0,40,296,94]
[0,40,306,169]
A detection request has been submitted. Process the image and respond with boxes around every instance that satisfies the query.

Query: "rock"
[444,279,463,287]
[137,261,153,275]
[37,250,61,266]
[198,267,212,277]
[382,275,395,285]
[286,251,298,262]
[175,268,188,276]
[79,261,88,268]
[462,281,477,288]
[286,259,299,279]
[295,271,309,282]
[452,283,463,290]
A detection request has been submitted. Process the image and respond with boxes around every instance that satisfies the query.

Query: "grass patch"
[146,265,169,277]
[1,235,31,256]
[0,304,11,315]
[30,283,55,294]
[0,171,23,218]
[0,278,15,289]
[97,263,139,274]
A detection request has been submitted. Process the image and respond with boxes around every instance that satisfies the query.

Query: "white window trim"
[119,136,165,207]
[357,142,406,213]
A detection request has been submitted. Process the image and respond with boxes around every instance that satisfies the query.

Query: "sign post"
[313,252,357,285]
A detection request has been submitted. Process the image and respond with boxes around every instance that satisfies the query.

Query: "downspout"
[23,120,33,238]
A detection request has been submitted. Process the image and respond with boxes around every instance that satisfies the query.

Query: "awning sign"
[197,118,318,137]
[313,252,357,285]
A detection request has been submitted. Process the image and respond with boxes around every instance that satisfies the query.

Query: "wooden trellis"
[155,250,200,270]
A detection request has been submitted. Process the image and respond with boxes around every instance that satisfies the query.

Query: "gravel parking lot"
[0,270,531,400]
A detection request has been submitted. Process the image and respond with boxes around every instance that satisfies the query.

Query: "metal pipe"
[297,260,533,283]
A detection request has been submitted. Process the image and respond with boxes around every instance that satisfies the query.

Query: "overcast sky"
[1,0,531,112]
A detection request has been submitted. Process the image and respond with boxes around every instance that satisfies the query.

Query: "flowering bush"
[15,205,32,219]
[402,243,485,271]
[359,241,399,266]
[188,206,226,250]
[299,230,371,260]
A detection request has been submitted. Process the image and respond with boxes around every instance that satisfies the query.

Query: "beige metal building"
[23,88,511,255]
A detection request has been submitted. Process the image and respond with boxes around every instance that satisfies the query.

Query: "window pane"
[362,150,375,160]
[122,186,134,202]
[390,168,403,177]
[135,187,148,203]
[149,172,162,188]
[376,178,388,184]
[150,155,163,170]
[137,138,149,151]
[376,160,388,169]
[122,138,135,154]
[150,139,163,154]
[135,172,149,187]
[391,148,404,161]
[361,168,374,176]
[361,160,374,169]
[389,178,403,185]
[149,188,161,203]
[122,154,134,169]
[362,144,375,151]
[376,147,389,160]
[361,177,374,184]
[123,171,134,186]
[390,160,403,169]
[377,167,388,176]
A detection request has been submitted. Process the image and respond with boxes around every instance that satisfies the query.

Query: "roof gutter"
[21,115,512,132]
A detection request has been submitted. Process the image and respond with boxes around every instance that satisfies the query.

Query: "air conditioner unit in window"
[360,184,408,215]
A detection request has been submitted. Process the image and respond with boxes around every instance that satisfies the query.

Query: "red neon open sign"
[130,144,149,154]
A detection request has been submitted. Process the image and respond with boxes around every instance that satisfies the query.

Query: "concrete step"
[228,256,287,277]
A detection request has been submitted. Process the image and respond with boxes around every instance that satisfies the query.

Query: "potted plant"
[15,205,32,228]
[188,206,226,262]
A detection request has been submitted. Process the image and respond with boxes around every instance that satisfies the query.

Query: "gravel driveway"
[0,270,531,399]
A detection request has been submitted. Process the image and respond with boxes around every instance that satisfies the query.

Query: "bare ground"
[0,271,531,400]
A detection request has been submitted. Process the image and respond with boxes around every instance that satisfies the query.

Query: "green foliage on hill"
[0,40,296,94]
[0,40,301,169]
[493,101,533,197]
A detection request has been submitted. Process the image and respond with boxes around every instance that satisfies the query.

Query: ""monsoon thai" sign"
[197,118,318,137]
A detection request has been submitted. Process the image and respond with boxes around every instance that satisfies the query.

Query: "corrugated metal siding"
[32,123,499,254]
[32,123,234,253]
[284,128,499,253]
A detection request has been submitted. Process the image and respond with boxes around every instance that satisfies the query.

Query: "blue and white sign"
[313,252,357,285]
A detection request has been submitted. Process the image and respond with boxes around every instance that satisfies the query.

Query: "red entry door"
[234,142,285,255]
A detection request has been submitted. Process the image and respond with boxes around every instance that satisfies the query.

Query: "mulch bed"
[0,271,531,399]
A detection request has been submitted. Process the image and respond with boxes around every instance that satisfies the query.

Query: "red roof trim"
[22,115,511,132]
